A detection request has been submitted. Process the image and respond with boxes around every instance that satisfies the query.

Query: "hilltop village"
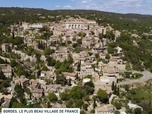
[0,16,147,114]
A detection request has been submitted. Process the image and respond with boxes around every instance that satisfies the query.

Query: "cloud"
[55,5,60,8]
[55,0,152,15]
[98,0,149,14]
[81,1,88,4]
[63,5,72,9]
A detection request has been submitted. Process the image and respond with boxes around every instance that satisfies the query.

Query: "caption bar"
[2,108,80,114]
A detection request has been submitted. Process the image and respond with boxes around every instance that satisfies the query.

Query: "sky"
[0,0,152,15]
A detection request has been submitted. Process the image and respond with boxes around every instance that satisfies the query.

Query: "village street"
[118,70,152,85]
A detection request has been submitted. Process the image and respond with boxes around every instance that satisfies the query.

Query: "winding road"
[118,70,152,85]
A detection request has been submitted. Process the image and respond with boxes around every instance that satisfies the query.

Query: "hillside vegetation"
[1,7,152,72]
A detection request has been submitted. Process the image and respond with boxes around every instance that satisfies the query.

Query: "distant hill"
[0,7,152,32]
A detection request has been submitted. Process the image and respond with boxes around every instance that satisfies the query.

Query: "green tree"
[93,96,97,108]
[46,57,56,66]
[84,81,94,95]
[69,86,85,99]
[114,102,122,109]
[75,99,84,108]
[10,59,17,67]
[108,47,117,54]
[43,31,53,39]
[40,25,50,32]
[83,104,88,111]
[12,36,24,45]
[113,84,117,95]
[0,71,6,79]
[60,92,69,101]
[67,78,72,86]
[72,43,78,48]
[83,95,90,102]
[56,74,67,86]
[115,111,120,114]
[105,53,110,59]
[105,31,115,41]
[80,111,86,114]
[35,53,41,62]
[37,41,46,50]
[77,38,82,44]
[42,65,49,71]
[125,62,132,71]
[11,102,23,108]
[0,58,5,64]
[116,86,120,96]
[95,53,99,59]
[47,93,58,102]
[112,81,115,91]
[44,48,51,55]
[134,108,142,114]
[124,85,130,92]
[65,99,74,108]
[77,61,81,71]
[78,32,86,37]
[14,84,22,93]
[99,33,103,40]
[68,55,73,64]
[97,89,108,103]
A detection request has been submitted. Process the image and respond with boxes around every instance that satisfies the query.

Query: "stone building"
[78,61,94,78]
[54,47,69,62]
[95,104,115,114]
[0,64,12,78]
[102,66,120,77]
[10,24,24,37]
[14,75,29,87]
[63,17,96,30]
[1,43,12,52]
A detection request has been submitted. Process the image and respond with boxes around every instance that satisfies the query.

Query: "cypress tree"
[112,81,115,91]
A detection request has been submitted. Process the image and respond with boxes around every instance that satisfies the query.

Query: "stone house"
[0,64,12,78]
[0,93,12,108]
[10,24,24,37]
[1,43,12,52]
[92,47,107,54]
[49,36,61,45]
[78,61,95,78]
[62,35,73,42]
[82,37,93,49]
[102,66,120,77]
[50,46,57,50]
[62,72,78,81]
[63,17,96,30]
[28,23,43,30]
[95,104,115,114]
[79,51,89,61]
[27,79,44,99]
[128,101,143,111]
[54,47,69,62]
[30,88,44,99]
[29,79,39,89]
[33,70,41,78]
[100,76,117,85]
[0,96,5,106]
[92,26,107,36]
[24,36,38,48]
[44,88,57,96]
[14,75,29,87]
[72,53,81,63]
[108,56,126,73]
